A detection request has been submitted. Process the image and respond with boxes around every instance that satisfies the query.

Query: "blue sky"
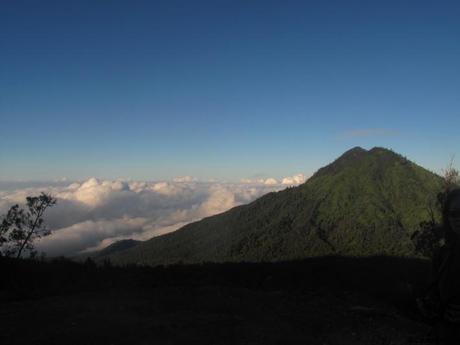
[1,0,459,181]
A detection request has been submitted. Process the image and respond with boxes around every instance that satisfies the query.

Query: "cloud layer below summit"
[0,174,307,256]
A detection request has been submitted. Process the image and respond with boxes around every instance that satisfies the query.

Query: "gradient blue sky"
[1,0,459,181]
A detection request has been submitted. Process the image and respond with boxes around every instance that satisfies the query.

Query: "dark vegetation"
[0,192,56,258]
[0,255,435,345]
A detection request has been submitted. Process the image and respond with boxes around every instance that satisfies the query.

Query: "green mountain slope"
[108,147,443,265]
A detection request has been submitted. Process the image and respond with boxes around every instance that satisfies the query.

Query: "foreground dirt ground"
[1,256,438,344]
[0,285,433,345]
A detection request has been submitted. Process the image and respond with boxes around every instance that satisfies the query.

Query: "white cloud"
[281,173,308,185]
[0,177,289,256]
[240,174,308,186]
[37,217,149,256]
[263,178,279,185]
[173,176,197,183]
[197,185,236,216]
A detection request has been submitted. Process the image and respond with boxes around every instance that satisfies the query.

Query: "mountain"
[78,239,142,260]
[105,147,443,266]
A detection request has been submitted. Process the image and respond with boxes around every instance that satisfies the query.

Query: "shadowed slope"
[94,239,141,258]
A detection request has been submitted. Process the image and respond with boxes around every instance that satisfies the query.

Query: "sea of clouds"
[0,174,307,257]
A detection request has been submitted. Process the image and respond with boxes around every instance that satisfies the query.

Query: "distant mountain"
[106,147,443,266]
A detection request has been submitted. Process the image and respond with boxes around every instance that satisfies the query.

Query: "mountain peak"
[369,147,394,154]
[338,146,368,160]
[312,146,368,178]
[312,146,410,179]
[346,146,367,153]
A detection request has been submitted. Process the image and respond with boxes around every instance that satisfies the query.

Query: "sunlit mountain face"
[99,147,444,266]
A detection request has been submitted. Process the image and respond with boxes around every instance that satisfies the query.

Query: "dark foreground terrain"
[0,256,436,345]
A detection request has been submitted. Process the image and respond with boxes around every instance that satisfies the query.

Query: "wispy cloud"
[339,128,398,139]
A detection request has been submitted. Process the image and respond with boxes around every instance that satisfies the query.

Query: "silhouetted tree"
[0,193,57,258]
[438,155,459,204]
[411,158,459,258]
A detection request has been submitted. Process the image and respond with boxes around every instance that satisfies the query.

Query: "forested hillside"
[104,147,443,266]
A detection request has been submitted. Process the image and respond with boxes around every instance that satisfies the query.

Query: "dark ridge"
[82,239,142,259]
